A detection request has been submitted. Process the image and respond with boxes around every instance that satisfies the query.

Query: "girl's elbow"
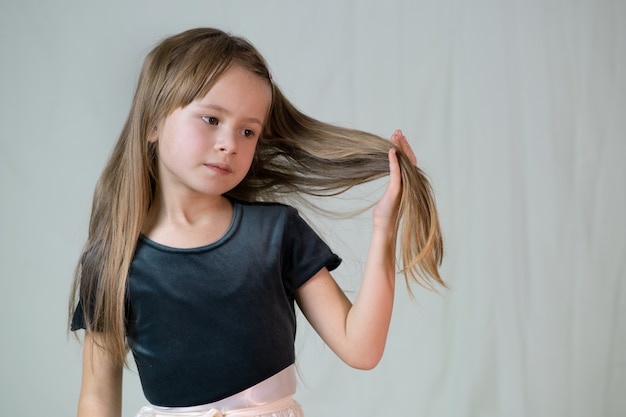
[350,358,380,371]
[344,348,384,370]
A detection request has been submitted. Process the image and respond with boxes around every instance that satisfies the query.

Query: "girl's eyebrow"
[195,103,264,126]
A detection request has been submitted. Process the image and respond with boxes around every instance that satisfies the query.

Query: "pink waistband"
[136,365,297,416]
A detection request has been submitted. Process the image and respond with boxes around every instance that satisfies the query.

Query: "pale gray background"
[1,1,624,416]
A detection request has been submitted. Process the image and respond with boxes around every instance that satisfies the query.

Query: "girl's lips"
[204,163,232,174]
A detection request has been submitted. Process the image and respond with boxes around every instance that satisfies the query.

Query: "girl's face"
[150,65,271,198]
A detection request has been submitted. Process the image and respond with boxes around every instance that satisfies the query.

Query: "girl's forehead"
[183,66,271,120]
[201,66,270,99]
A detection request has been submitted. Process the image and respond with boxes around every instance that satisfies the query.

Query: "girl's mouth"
[204,163,233,174]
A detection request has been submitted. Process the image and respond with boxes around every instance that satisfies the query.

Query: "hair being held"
[233,86,444,292]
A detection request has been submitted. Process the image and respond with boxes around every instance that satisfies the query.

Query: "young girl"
[69,27,444,417]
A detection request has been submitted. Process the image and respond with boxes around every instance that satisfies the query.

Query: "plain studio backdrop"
[1,1,624,416]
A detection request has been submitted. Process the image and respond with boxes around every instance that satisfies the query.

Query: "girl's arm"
[296,130,414,370]
[77,332,123,417]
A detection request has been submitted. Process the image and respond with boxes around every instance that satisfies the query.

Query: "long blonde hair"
[69,27,444,365]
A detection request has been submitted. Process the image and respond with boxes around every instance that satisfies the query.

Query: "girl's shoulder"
[231,198,308,230]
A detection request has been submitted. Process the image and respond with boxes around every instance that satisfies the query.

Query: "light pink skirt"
[135,365,303,417]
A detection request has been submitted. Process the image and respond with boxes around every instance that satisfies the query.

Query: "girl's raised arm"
[295,130,411,369]
[77,332,123,417]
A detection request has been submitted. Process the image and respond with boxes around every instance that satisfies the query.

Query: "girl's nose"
[215,130,237,154]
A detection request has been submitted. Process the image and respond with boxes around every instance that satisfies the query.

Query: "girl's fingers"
[388,148,401,190]
[390,129,417,166]
[373,147,402,225]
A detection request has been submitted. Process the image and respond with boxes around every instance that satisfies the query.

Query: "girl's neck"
[142,194,234,249]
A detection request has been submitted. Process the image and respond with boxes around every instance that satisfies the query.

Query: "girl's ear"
[147,125,159,143]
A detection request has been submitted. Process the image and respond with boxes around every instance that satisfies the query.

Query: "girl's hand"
[373,130,416,228]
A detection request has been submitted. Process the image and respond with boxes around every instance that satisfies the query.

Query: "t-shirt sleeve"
[282,207,342,291]
[70,301,87,331]
[70,251,95,332]
[70,263,109,332]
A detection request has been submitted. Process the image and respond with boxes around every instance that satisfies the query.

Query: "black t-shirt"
[72,200,341,407]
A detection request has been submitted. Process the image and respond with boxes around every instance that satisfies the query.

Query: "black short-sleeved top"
[72,199,341,407]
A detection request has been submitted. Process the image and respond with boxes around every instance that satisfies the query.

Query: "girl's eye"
[242,129,255,138]
[201,116,218,125]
